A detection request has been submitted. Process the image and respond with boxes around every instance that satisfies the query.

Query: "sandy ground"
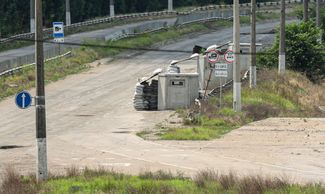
[0,21,324,184]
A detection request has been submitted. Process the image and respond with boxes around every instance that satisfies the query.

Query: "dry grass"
[0,166,38,194]
[258,69,325,115]
[1,167,324,193]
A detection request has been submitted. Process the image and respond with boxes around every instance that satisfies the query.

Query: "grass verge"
[139,69,325,141]
[1,166,325,194]
[0,48,98,101]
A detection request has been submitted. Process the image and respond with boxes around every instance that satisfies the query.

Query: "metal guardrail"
[0,51,72,77]
[0,0,309,76]
[0,11,176,44]
[0,0,311,44]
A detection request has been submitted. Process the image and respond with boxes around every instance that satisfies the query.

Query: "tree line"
[0,0,256,38]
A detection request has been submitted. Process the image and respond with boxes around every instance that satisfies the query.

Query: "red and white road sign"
[207,50,220,63]
[224,50,234,63]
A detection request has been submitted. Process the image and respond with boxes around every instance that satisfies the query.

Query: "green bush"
[257,21,325,83]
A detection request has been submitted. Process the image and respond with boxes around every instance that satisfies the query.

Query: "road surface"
[1,20,324,184]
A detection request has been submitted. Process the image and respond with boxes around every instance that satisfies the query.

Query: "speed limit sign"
[207,50,220,63]
[224,50,234,63]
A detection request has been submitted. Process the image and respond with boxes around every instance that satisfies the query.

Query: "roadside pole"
[168,0,173,11]
[35,0,48,181]
[250,0,256,88]
[233,0,241,112]
[317,0,321,27]
[66,0,71,26]
[279,0,286,74]
[219,78,222,107]
[30,0,35,33]
[303,0,308,21]
[110,0,115,17]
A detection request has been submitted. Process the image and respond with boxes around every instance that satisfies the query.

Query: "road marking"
[101,163,131,167]
[101,150,197,171]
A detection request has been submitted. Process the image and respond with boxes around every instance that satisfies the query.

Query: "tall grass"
[1,166,324,194]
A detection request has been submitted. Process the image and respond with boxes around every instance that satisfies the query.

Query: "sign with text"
[215,63,228,78]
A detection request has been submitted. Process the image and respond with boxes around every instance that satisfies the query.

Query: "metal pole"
[219,78,222,107]
[250,0,256,88]
[233,0,241,111]
[35,0,48,182]
[303,0,308,21]
[317,0,321,27]
[66,0,71,25]
[110,0,115,17]
[279,0,286,74]
[30,0,35,33]
[168,0,173,11]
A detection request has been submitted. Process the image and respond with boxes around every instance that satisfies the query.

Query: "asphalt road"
[0,18,176,65]
[1,20,325,183]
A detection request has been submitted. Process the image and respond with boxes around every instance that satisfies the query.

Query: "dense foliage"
[258,21,325,82]
[1,0,259,38]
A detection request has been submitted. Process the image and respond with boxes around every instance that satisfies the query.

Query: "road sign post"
[36,0,48,181]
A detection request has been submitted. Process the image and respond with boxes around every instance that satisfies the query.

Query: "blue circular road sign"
[15,91,32,109]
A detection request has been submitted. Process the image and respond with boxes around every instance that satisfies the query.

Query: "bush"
[258,21,325,83]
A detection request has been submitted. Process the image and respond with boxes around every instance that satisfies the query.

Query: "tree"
[258,22,325,83]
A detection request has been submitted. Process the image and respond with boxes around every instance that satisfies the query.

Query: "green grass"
[2,167,324,194]
[143,69,324,141]
[0,48,97,101]
[159,115,240,140]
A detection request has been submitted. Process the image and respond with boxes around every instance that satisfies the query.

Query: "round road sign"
[224,50,235,63]
[15,91,32,109]
[207,50,219,63]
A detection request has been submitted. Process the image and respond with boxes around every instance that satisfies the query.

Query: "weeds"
[1,167,324,194]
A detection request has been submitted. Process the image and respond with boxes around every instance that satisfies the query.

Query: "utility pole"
[316,0,321,27]
[66,0,71,26]
[279,0,286,74]
[250,0,256,88]
[233,0,241,111]
[30,0,35,33]
[303,0,309,21]
[35,0,48,181]
[168,0,173,11]
[110,0,115,17]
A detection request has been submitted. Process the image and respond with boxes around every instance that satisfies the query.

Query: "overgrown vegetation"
[257,21,325,83]
[140,69,325,140]
[0,48,97,101]
[1,166,324,194]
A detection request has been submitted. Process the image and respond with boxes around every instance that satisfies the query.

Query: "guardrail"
[0,0,311,44]
[0,11,176,44]
[0,0,309,76]
[0,51,72,77]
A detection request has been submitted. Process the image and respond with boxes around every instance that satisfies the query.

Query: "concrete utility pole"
[233,0,241,111]
[279,0,286,74]
[316,0,321,27]
[66,0,71,26]
[110,0,115,17]
[30,0,35,32]
[303,0,309,21]
[168,0,173,11]
[35,0,48,181]
[250,0,256,88]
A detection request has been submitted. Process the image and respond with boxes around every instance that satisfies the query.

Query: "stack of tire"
[133,80,158,111]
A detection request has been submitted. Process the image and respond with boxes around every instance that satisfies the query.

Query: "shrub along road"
[0,20,324,184]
